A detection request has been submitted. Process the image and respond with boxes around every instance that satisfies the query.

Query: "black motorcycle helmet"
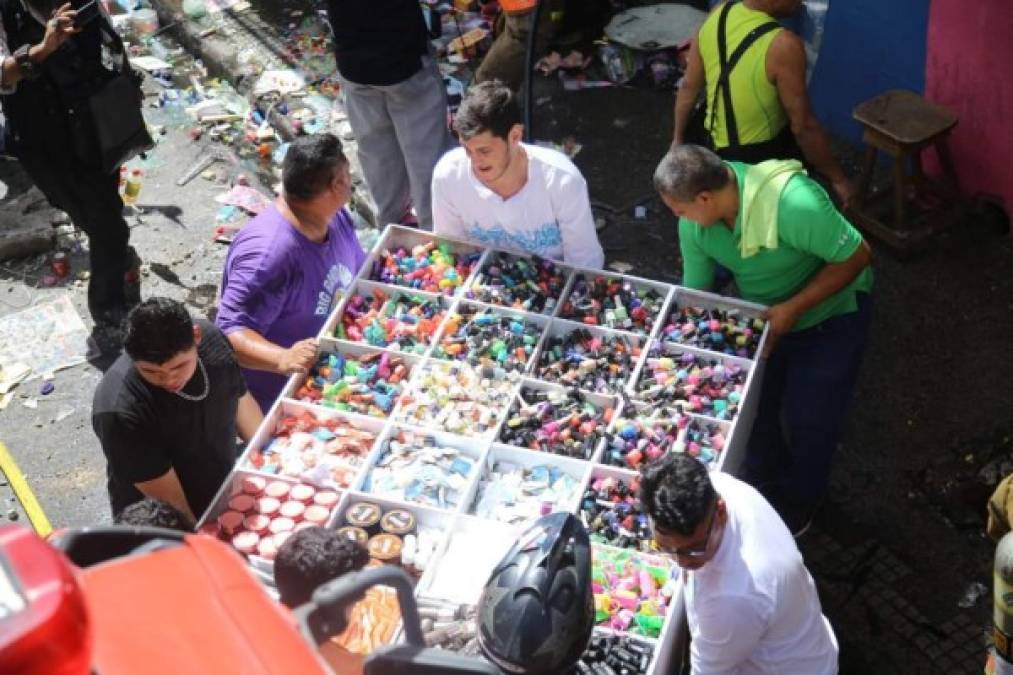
[477,512,594,674]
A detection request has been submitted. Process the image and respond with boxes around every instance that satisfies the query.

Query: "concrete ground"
[0,115,241,528]
[1,2,1010,672]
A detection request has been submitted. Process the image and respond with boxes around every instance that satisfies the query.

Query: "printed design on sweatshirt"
[464,222,562,256]
[315,263,354,316]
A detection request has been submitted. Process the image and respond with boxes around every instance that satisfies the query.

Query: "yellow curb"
[0,441,52,537]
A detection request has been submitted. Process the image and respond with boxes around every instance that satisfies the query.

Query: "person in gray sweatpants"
[327,0,452,230]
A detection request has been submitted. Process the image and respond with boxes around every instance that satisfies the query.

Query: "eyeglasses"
[655,504,718,560]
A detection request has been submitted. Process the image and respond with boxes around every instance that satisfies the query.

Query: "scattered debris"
[608,261,635,274]
[0,363,31,395]
[253,69,307,97]
[205,0,250,14]
[536,51,592,76]
[447,27,489,56]
[54,406,75,423]
[177,152,227,187]
[560,74,615,92]
[0,295,90,379]
[214,185,273,215]
[599,43,643,85]
[130,55,173,72]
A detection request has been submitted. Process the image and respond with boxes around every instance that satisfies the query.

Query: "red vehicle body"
[0,524,498,675]
[0,524,326,675]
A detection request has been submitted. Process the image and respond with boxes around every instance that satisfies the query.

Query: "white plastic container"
[529,316,645,394]
[287,337,422,419]
[236,398,386,489]
[467,443,592,526]
[497,377,622,463]
[359,423,491,512]
[197,224,775,675]
[360,224,485,297]
[556,267,675,337]
[659,286,769,360]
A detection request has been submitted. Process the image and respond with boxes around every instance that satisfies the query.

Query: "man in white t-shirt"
[431,80,605,268]
[640,453,839,674]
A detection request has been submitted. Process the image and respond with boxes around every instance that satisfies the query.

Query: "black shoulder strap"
[709,1,780,149]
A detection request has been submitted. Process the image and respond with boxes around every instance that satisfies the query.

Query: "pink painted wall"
[925,0,1013,214]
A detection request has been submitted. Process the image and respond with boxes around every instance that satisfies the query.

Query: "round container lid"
[232,530,260,554]
[241,475,267,495]
[269,517,295,534]
[346,502,381,528]
[228,494,256,513]
[256,496,281,516]
[273,531,294,549]
[604,4,707,51]
[380,509,417,537]
[265,480,292,500]
[280,500,307,520]
[314,490,341,508]
[368,533,403,562]
[243,513,271,534]
[218,510,244,534]
[290,484,316,503]
[257,536,278,560]
[304,504,331,525]
[336,526,369,545]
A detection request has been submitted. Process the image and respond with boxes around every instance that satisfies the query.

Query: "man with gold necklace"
[93,298,263,524]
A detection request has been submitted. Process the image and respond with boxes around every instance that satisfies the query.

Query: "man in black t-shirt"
[326,0,451,229]
[92,298,263,523]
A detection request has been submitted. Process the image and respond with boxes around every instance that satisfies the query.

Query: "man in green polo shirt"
[653,144,872,536]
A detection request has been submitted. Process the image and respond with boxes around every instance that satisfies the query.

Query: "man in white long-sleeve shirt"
[431,80,605,269]
[640,453,838,674]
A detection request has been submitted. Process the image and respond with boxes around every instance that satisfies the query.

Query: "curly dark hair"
[123,297,195,365]
[454,80,522,141]
[274,527,370,608]
[639,453,716,536]
[114,498,191,531]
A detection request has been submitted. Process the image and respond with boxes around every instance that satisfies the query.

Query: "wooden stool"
[849,89,967,253]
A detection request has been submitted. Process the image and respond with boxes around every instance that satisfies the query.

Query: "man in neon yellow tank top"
[672,0,854,207]
[654,144,873,537]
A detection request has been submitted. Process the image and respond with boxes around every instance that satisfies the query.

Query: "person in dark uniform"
[0,0,140,348]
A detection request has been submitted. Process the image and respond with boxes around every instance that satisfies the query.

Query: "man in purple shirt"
[216,134,367,412]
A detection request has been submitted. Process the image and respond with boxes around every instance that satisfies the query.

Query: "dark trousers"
[475,1,563,92]
[744,292,873,508]
[19,155,130,319]
[714,123,804,165]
